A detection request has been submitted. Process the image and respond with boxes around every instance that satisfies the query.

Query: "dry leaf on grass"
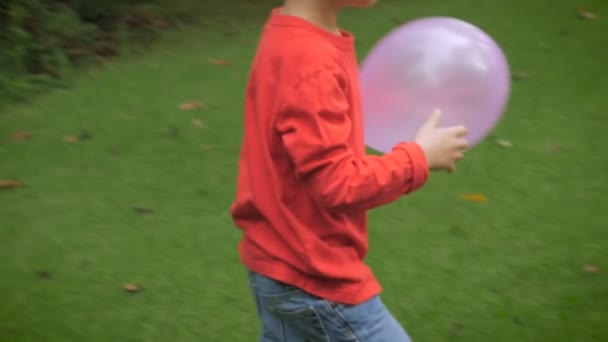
[179,101,204,111]
[133,207,155,215]
[192,119,205,128]
[583,265,599,273]
[79,131,93,141]
[35,271,52,279]
[461,194,489,203]
[511,71,531,81]
[63,136,80,143]
[11,131,31,142]
[577,9,599,20]
[159,127,180,139]
[63,131,92,143]
[78,259,91,270]
[108,146,120,156]
[495,139,513,148]
[0,180,24,189]
[151,19,169,28]
[208,58,232,66]
[449,323,463,336]
[124,283,143,293]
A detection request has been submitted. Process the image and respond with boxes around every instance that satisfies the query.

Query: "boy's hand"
[415,109,469,173]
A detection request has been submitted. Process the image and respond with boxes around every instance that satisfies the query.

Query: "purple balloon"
[360,17,511,153]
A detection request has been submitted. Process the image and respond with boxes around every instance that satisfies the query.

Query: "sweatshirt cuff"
[392,142,430,193]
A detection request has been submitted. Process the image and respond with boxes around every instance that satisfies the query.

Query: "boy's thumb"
[425,109,442,127]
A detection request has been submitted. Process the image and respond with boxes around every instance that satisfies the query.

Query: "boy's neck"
[281,0,343,35]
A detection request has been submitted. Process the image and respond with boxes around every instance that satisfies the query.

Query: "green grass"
[1,0,607,341]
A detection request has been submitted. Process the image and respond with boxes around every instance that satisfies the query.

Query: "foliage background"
[0,0,275,103]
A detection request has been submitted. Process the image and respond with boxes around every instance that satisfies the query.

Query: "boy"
[230,0,469,340]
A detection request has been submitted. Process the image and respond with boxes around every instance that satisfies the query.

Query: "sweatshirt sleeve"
[274,68,429,213]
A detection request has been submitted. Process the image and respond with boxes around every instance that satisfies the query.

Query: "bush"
[0,0,277,104]
[0,0,179,103]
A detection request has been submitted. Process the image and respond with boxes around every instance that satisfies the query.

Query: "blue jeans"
[247,270,412,341]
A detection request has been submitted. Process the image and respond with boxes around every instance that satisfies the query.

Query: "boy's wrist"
[392,142,430,192]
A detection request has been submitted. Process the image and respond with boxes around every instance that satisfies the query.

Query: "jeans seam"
[324,301,361,342]
[311,305,331,342]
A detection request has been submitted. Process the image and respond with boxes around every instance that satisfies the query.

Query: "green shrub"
[0,0,164,102]
[0,0,276,104]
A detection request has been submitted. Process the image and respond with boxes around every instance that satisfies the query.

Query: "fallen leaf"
[133,207,155,215]
[495,139,513,148]
[108,146,120,156]
[179,101,204,111]
[79,131,93,141]
[208,58,232,66]
[35,271,52,279]
[78,259,91,270]
[63,136,80,143]
[124,283,143,293]
[449,323,463,336]
[192,118,205,128]
[583,265,599,273]
[200,144,213,151]
[577,9,598,20]
[461,194,489,203]
[159,126,180,139]
[511,71,531,81]
[0,180,24,189]
[151,19,169,28]
[11,131,31,142]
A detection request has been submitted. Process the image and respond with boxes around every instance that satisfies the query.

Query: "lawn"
[1,0,607,341]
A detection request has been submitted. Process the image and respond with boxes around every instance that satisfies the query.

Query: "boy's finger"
[425,109,442,127]
[452,126,468,137]
[457,139,470,151]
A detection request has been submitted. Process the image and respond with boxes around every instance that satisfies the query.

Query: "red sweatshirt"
[230,9,429,305]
